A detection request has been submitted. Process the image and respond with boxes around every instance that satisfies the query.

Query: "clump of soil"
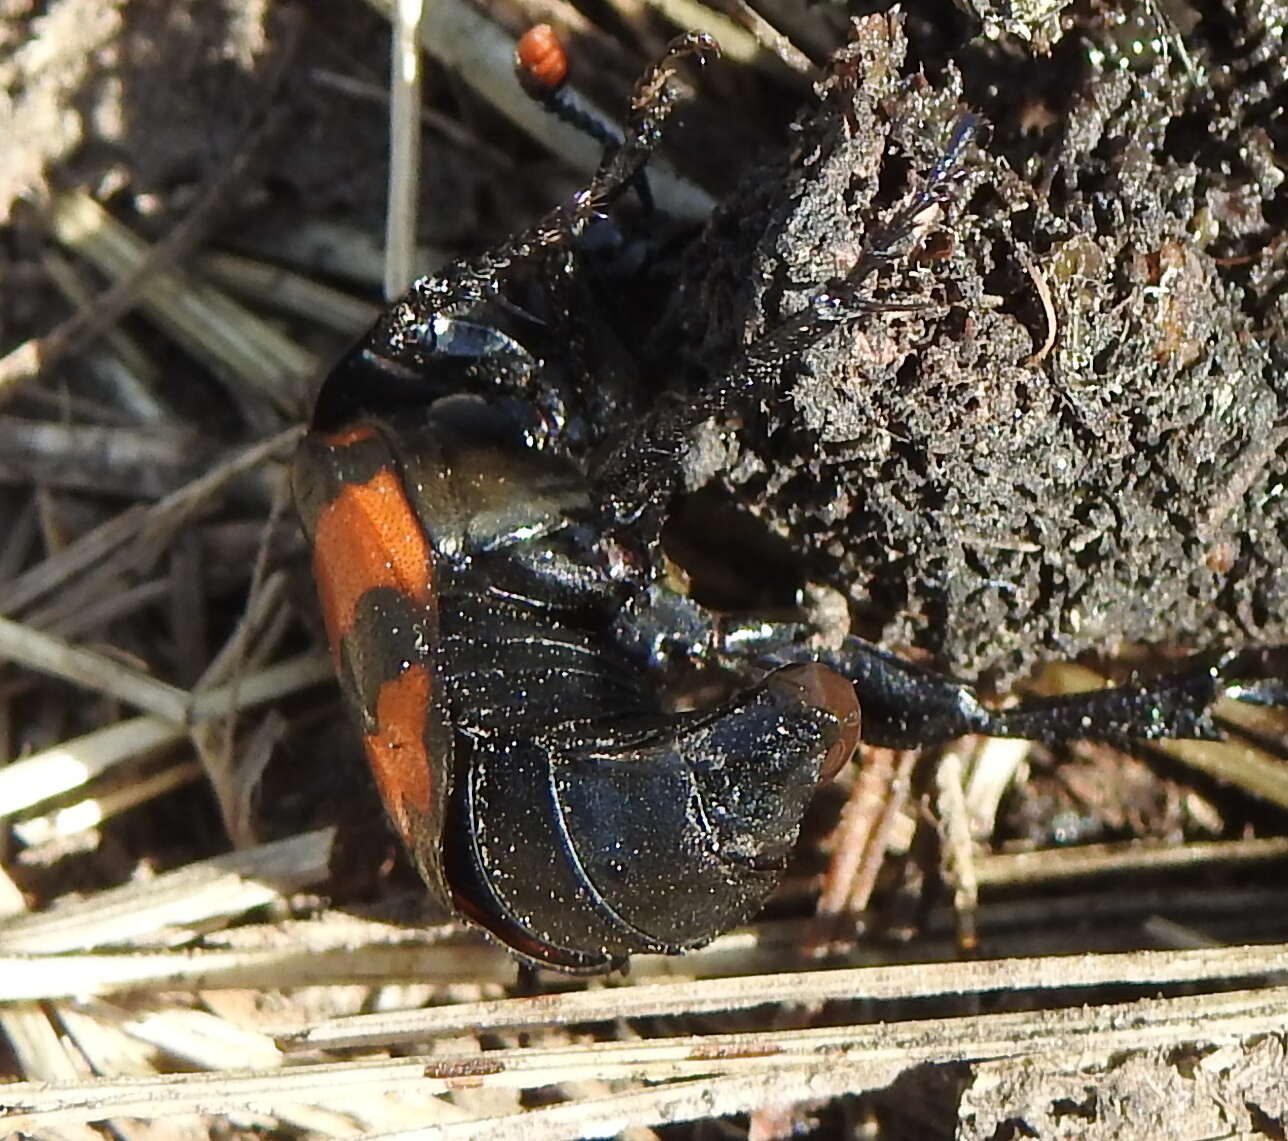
[672,1,1288,684]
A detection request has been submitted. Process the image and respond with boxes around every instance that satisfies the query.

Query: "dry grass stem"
[12,759,204,847]
[198,252,380,335]
[291,941,1288,1048]
[0,654,330,819]
[6,985,1287,1133]
[0,828,336,956]
[46,191,317,414]
[41,249,170,424]
[384,0,426,300]
[0,614,195,722]
[728,0,819,79]
[973,834,1288,887]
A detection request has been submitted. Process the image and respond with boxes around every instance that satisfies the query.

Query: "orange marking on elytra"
[311,467,435,656]
[364,664,434,818]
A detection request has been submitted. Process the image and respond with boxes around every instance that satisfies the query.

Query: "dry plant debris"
[0,0,1286,1138]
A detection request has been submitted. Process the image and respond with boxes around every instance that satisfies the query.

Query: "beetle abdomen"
[445,664,848,970]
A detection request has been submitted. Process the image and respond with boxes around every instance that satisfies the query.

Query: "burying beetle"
[292,32,1288,973]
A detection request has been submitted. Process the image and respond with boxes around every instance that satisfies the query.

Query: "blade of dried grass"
[130,424,303,568]
[57,1004,161,1078]
[385,0,426,300]
[0,867,25,920]
[1,1001,85,1082]
[0,497,39,583]
[290,940,1288,1049]
[0,614,193,722]
[0,827,336,955]
[727,0,817,78]
[198,252,380,335]
[71,999,453,1133]
[1150,732,1288,809]
[0,937,515,1002]
[0,715,177,820]
[962,736,1032,837]
[12,760,204,847]
[972,834,1288,887]
[120,1007,284,1071]
[0,504,150,615]
[63,1001,445,1133]
[34,578,171,639]
[1219,696,1288,741]
[0,425,299,616]
[641,0,801,79]
[935,749,978,950]
[190,563,297,844]
[0,653,329,819]
[920,884,1288,945]
[309,66,516,171]
[41,250,171,424]
[45,191,317,415]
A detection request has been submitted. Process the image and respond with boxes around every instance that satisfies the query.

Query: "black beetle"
[293,32,1287,972]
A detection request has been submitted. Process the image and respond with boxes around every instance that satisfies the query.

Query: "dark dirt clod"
[669,2,1288,685]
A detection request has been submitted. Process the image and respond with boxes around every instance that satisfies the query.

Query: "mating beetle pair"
[292,33,1288,972]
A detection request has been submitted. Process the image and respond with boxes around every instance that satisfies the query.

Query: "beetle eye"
[422,315,528,361]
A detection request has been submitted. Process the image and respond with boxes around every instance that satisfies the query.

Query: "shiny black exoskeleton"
[296,33,1288,973]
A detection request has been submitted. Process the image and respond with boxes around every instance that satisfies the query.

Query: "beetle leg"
[804,639,1288,749]
[339,32,716,417]
[593,114,981,530]
[628,590,1288,750]
[400,33,715,315]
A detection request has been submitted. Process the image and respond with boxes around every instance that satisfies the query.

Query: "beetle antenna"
[490,32,715,265]
[515,26,655,214]
[504,31,714,257]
